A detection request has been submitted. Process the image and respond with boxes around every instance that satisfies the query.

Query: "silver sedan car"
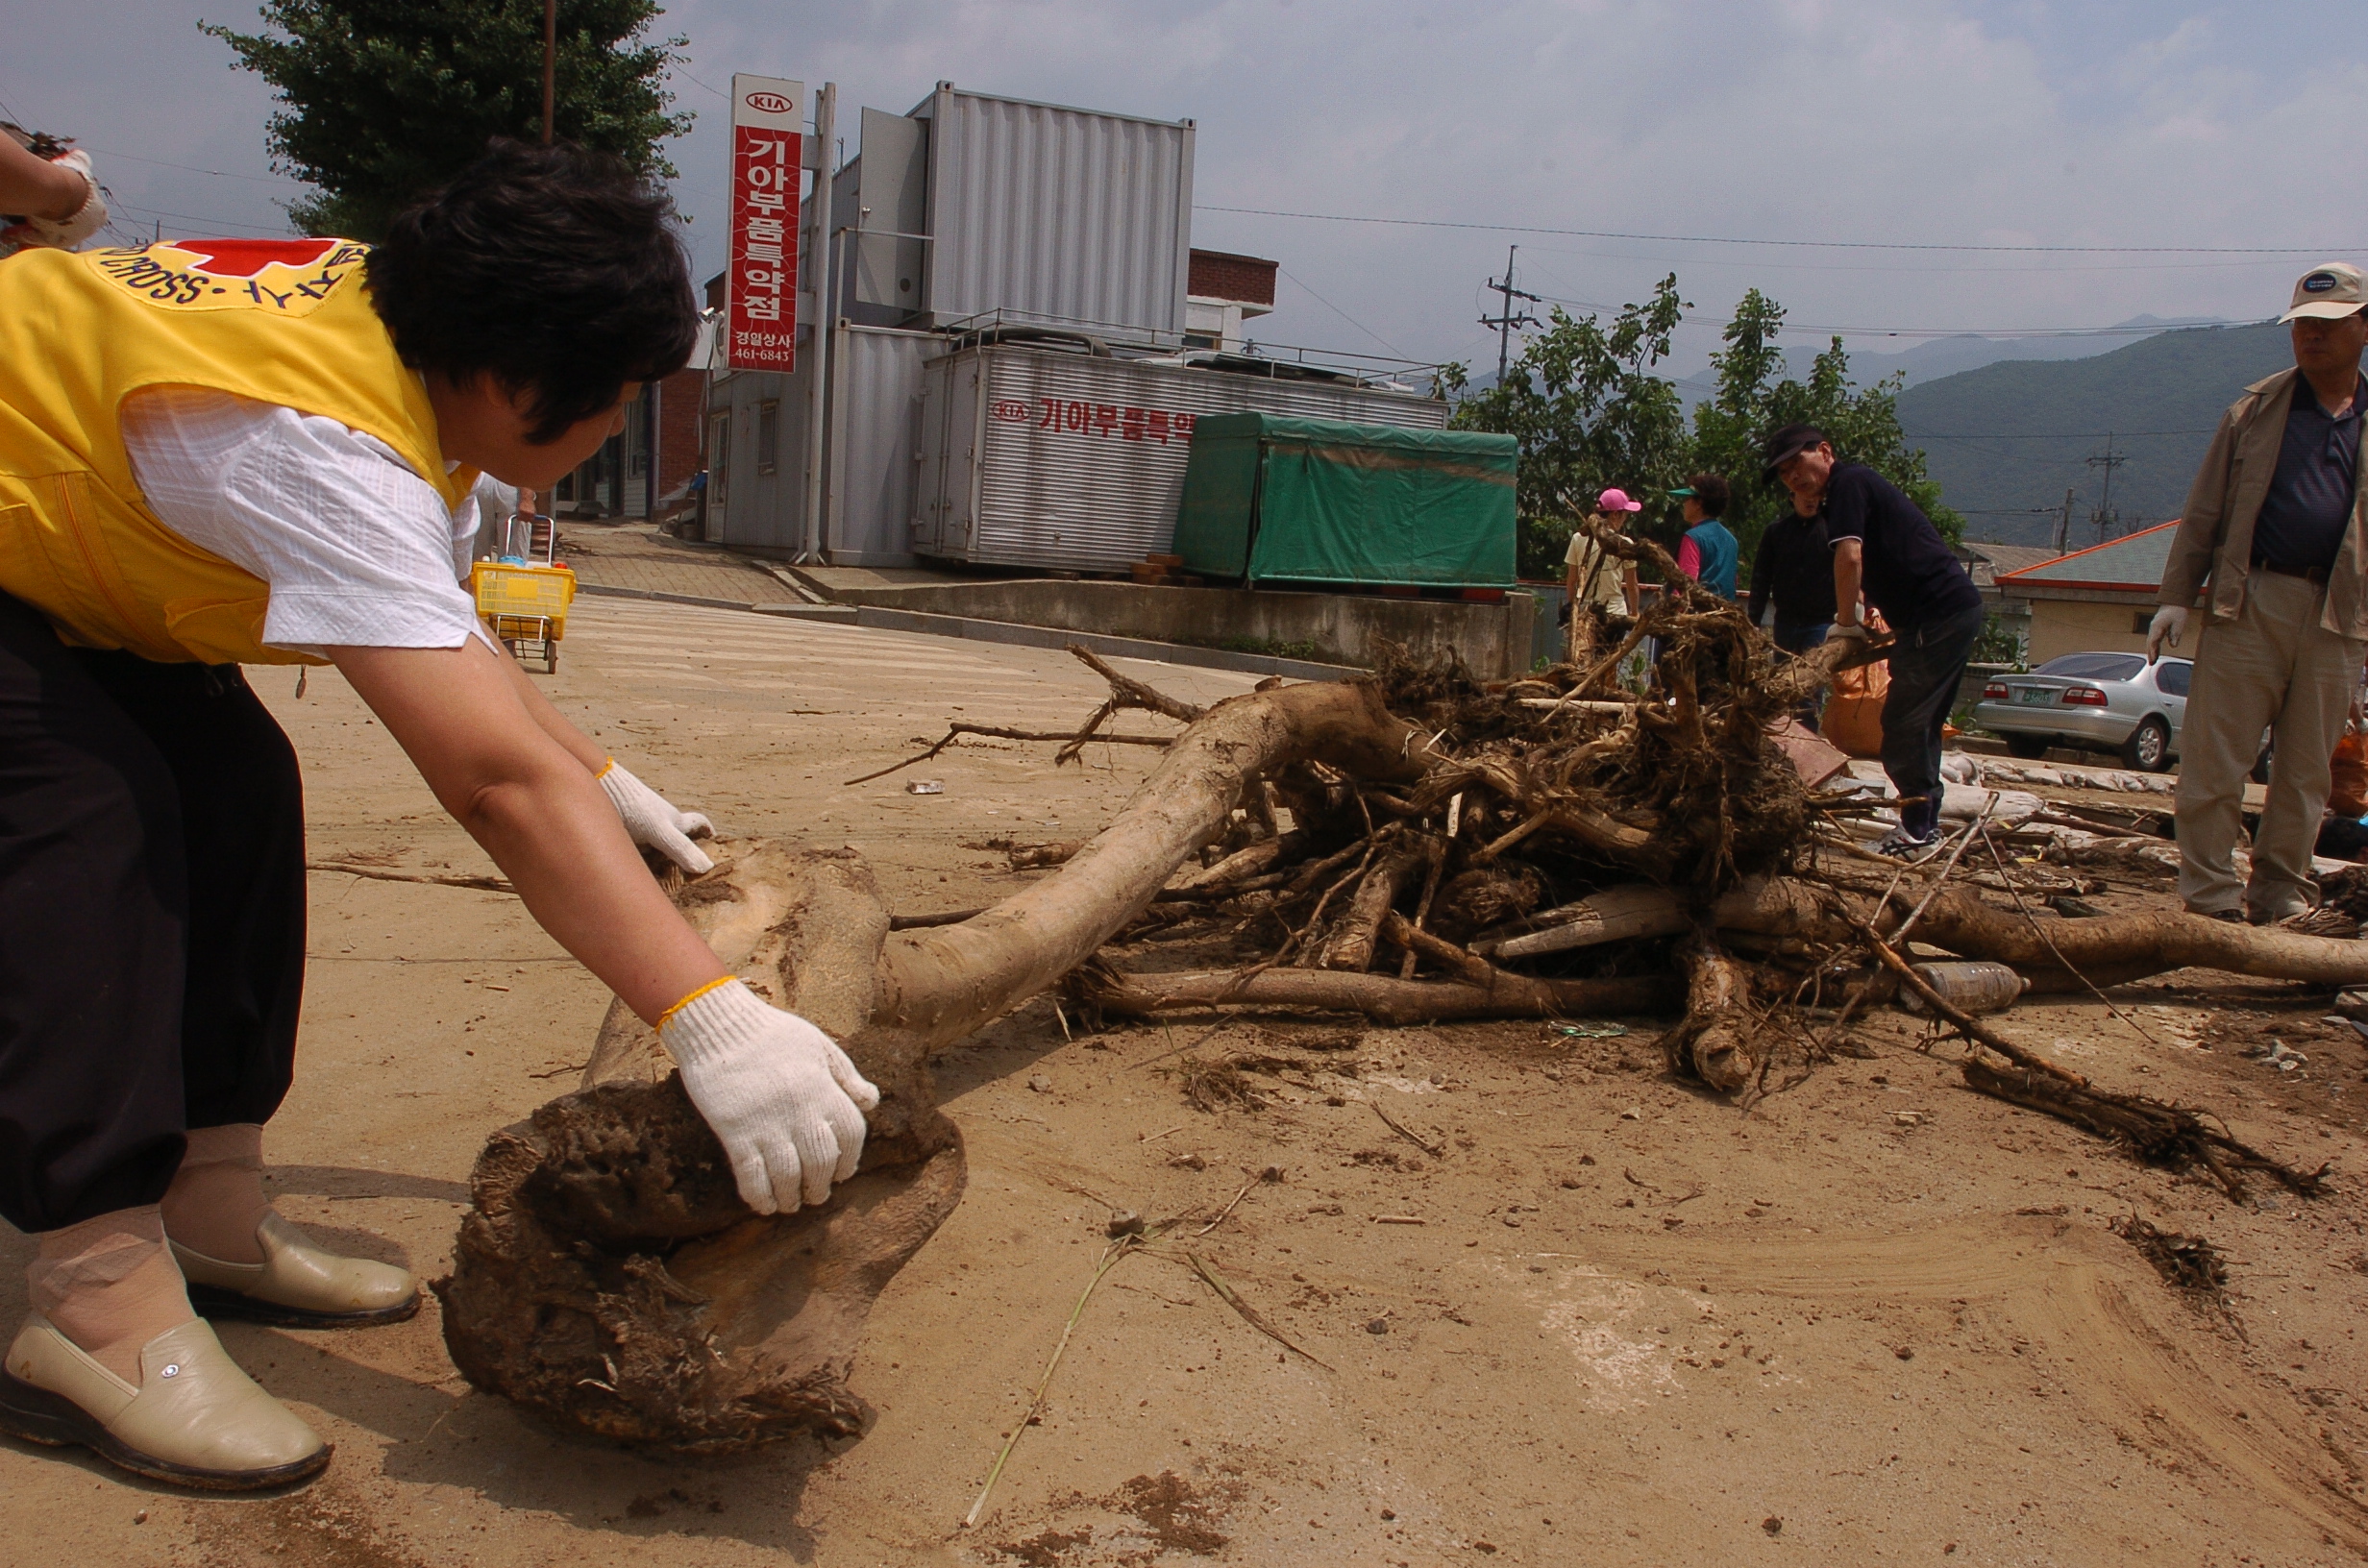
[1972,651,2190,772]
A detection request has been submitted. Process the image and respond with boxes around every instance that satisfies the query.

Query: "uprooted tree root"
[439,677,1477,1450]
[1963,1058,2325,1203]
[2109,1213,2236,1319]
[442,527,2364,1453]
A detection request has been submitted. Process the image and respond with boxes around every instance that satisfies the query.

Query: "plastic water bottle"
[1900,961,2027,1016]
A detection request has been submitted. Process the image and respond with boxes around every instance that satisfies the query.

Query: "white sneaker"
[1872,829,1938,861]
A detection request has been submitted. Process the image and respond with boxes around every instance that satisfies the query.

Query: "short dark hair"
[1684,473,1730,517]
[368,140,699,445]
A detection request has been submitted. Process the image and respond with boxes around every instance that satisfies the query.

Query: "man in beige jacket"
[2151,262,2368,921]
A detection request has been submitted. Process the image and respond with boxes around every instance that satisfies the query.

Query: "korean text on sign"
[728,75,802,374]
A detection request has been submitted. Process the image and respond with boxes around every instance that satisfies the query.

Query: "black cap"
[1761,424,1827,478]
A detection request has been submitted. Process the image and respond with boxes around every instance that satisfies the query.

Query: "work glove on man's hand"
[1,149,106,252]
[1822,621,1869,649]
[2146,604,2188,664]
[661,979,881,1214]
[598,759,715,873]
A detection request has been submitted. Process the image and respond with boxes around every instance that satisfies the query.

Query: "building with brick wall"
[1185,248,1277,351]
[552,307,715,521]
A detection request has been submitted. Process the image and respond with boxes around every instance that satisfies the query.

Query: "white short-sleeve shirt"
[119,385,514,657]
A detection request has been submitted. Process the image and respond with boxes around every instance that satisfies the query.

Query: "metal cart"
[472,512,575,673]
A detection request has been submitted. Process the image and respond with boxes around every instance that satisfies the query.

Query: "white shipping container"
[912,344,1447,572]
[921,86,1194,337]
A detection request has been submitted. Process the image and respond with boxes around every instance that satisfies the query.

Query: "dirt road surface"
[6,597,2367,1567]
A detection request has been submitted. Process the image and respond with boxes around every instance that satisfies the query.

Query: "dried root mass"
[440,536,2361,1453]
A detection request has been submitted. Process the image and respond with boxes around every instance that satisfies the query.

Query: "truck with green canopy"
[1172,413,1518,589]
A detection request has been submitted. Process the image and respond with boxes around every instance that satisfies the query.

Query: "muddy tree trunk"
[437,846,964,1450]
[1659,936,1760,1092]
[437,682,1449,1451]
[1078,964,1680,1026]
[1714,879,2368,992]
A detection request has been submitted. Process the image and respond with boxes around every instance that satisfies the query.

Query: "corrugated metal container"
[911,344,1449,572]
[705,361,813,552]
[921,86,1193,336]
[822,323,934,565]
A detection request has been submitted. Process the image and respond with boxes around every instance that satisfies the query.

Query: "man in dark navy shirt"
[1746,491,1840,729]
[1764,424,1983,855]
[2151,261,2368,922]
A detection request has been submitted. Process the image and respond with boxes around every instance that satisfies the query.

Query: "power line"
[108,199,291,237]
[1195,203,2361,257]
[80,146,304,187]
[1914,429,2216,440]
[1519,285,2260,342]
[1275,264,1407,359]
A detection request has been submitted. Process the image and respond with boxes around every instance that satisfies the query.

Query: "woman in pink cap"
[1564,486,1643,619]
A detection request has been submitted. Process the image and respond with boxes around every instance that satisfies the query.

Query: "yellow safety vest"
[0,237,475,665]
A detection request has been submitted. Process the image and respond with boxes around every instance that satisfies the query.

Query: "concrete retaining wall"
[816,579,1541,679]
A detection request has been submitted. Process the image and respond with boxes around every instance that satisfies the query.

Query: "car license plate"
[2013,688,2052,705]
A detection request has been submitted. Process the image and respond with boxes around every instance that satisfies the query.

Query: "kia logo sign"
[745,91,793,114]
[990,400,1030,423]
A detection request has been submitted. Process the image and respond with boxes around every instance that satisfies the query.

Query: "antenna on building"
[2085,433,2127,544]
[1481,244,1542,386]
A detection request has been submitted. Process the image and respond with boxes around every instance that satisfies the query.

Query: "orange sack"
[2331,726,2368,819]
[1820,611,1891,760]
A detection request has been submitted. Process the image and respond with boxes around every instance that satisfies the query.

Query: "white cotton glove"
[598,759,715,873]
[2147,604,2188,664]
[2,150,106,252]
[1822,620,1868,649]
[661,979,881,1214]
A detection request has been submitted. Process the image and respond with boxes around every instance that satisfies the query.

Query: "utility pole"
[1481,244,1542,385]
[2085,433,2127,544]
[541,0,556,144]
[2055,486,2075,555]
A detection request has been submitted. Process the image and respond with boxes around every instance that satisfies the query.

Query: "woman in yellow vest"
[0,142,876,1489]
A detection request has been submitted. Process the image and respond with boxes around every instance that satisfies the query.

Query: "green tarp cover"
[1173,413,1517,587]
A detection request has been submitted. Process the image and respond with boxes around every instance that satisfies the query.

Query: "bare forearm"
[1833,543,1864,625]
[333,642,724,1021]
[460,766,724,1018]
[0,138,86,220]
[492,630,610,772]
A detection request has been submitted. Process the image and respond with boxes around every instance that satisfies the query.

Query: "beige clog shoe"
[0,1315,329,1490]
[173,1213,419,1329]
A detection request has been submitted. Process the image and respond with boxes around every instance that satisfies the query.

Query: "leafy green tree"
[1448,275,1692,579]
[1690,287,1964,577]
[201,0,691,240]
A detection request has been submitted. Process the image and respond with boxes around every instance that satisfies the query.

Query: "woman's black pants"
[0,593,303,1234]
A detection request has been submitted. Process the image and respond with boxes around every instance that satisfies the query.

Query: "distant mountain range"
[1894,321,2293,549]
[1800,316,2229,390]
[1662,315,2230,407]
[1466,313,2293,551]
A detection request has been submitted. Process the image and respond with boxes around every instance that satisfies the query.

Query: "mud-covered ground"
[4,596,2366,1568]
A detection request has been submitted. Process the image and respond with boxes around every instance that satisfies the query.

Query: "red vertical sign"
[728,75,803,373]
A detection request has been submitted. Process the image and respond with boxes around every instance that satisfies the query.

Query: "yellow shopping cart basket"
[472,560,577,673]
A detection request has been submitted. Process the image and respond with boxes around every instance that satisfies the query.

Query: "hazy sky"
[11,1,2366,380]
